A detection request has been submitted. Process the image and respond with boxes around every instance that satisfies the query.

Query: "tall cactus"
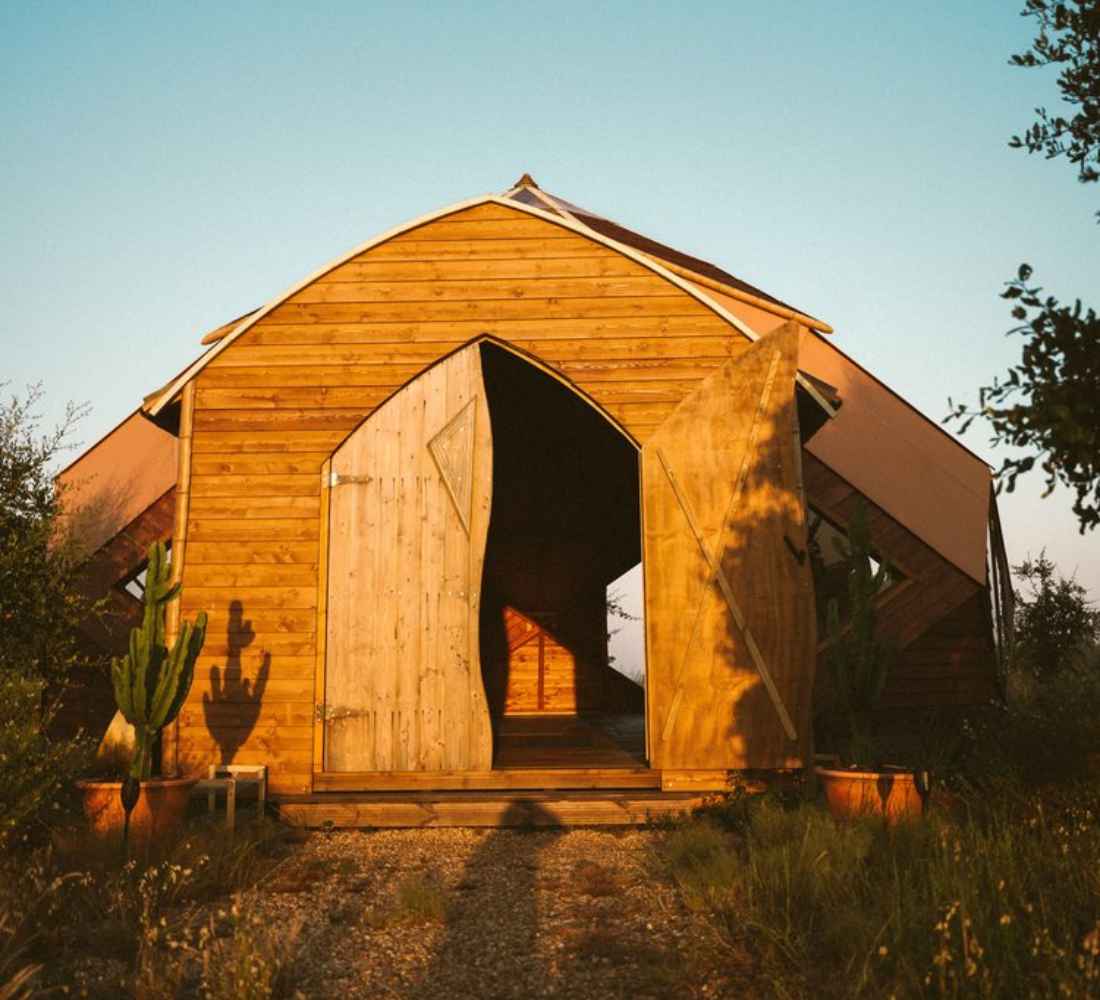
[821,502,897,766]
[111,540,207,781]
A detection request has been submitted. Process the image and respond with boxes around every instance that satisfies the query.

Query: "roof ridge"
[501,183,832,334]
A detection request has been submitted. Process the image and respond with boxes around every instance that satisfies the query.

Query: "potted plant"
[77,541,206,849]
[812,505,927,823]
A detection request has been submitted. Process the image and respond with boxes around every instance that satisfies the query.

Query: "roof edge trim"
[146,192,496,415]
[145,191,834,419]
[651,256,834,334]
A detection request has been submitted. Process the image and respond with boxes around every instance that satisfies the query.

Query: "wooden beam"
[163,380,195,777]
[312,459,331,782]
[313,768,661,792]
[277,789,703,828]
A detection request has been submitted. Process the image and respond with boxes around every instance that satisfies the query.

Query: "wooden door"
[642,322,816,771]
[323,342,493,772]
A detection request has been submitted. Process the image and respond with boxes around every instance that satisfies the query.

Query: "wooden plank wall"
[802,452,997,707]
[177,202,749,793]
[495,607,601,715]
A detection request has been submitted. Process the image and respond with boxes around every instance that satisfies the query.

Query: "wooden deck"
[276,788,708,828]
[493,713,646,769]
[312,714,653,793]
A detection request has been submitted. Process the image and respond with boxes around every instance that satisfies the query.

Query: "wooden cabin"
[59,176,1009,823]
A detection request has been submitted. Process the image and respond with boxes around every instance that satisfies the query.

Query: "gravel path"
[250,826,754,999]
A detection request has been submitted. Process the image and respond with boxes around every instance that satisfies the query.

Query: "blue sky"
[3,1,1097,599]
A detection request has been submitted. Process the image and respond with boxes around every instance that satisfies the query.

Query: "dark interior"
[477,341,645,767]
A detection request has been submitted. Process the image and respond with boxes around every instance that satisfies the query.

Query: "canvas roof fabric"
[798,328,991,584]
[681,281,992,585]
[56,409,177,559]
[508,184,804,316]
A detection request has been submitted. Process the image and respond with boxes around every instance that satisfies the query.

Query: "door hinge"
[330,472,373,487]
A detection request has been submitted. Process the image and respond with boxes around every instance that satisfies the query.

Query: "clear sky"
[3,1,1096,604]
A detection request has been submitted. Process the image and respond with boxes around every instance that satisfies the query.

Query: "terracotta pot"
[815,766,928,824]
[76,775,198,849]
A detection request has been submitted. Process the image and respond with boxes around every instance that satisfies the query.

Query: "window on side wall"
[118,541,172,603]
[807,507,900,631]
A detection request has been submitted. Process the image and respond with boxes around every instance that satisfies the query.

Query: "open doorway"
[477,341,646,769]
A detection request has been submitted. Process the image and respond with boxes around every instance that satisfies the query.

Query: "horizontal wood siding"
[179,202,745,793]
[884,591,998,707]
[802,452,996,708]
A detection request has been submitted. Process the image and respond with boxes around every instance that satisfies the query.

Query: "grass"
[393,873,448,923]
[367,872,449,929]
[138,896,306,1000]
[572,927,687,993]
[661,819,740,910]
[0,809,299,997]
[573,859,620,898]
[660,793,1100,997]
[656,667,1100,998]
[8,663,1100,997]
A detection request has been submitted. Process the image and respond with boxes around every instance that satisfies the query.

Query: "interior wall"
[477,342,643,720]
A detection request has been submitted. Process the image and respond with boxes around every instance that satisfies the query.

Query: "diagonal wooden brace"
[656,447,798,742]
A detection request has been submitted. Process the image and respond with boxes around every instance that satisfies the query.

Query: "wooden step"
[312,767,661,792]
[275,789,708,828]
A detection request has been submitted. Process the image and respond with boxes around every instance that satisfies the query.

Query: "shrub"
[0,384,104,686]
[0,673,92,848]
[957,666,1100,794]
[1012,551,1099,676]
[0,383,100,848]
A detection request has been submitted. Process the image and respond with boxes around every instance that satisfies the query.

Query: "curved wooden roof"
[126,177,988,584]
[143,192,834,418]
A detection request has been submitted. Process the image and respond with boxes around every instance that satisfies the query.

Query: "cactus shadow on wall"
[201,600,270,766]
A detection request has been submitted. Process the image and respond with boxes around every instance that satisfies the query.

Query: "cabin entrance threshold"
[313,713,653,792]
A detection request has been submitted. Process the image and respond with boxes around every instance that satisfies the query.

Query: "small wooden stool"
[194,765,267,832]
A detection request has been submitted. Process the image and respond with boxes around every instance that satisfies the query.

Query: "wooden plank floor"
[276,788,707,828]
[313,713,653,792]
[493,713,646,769]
